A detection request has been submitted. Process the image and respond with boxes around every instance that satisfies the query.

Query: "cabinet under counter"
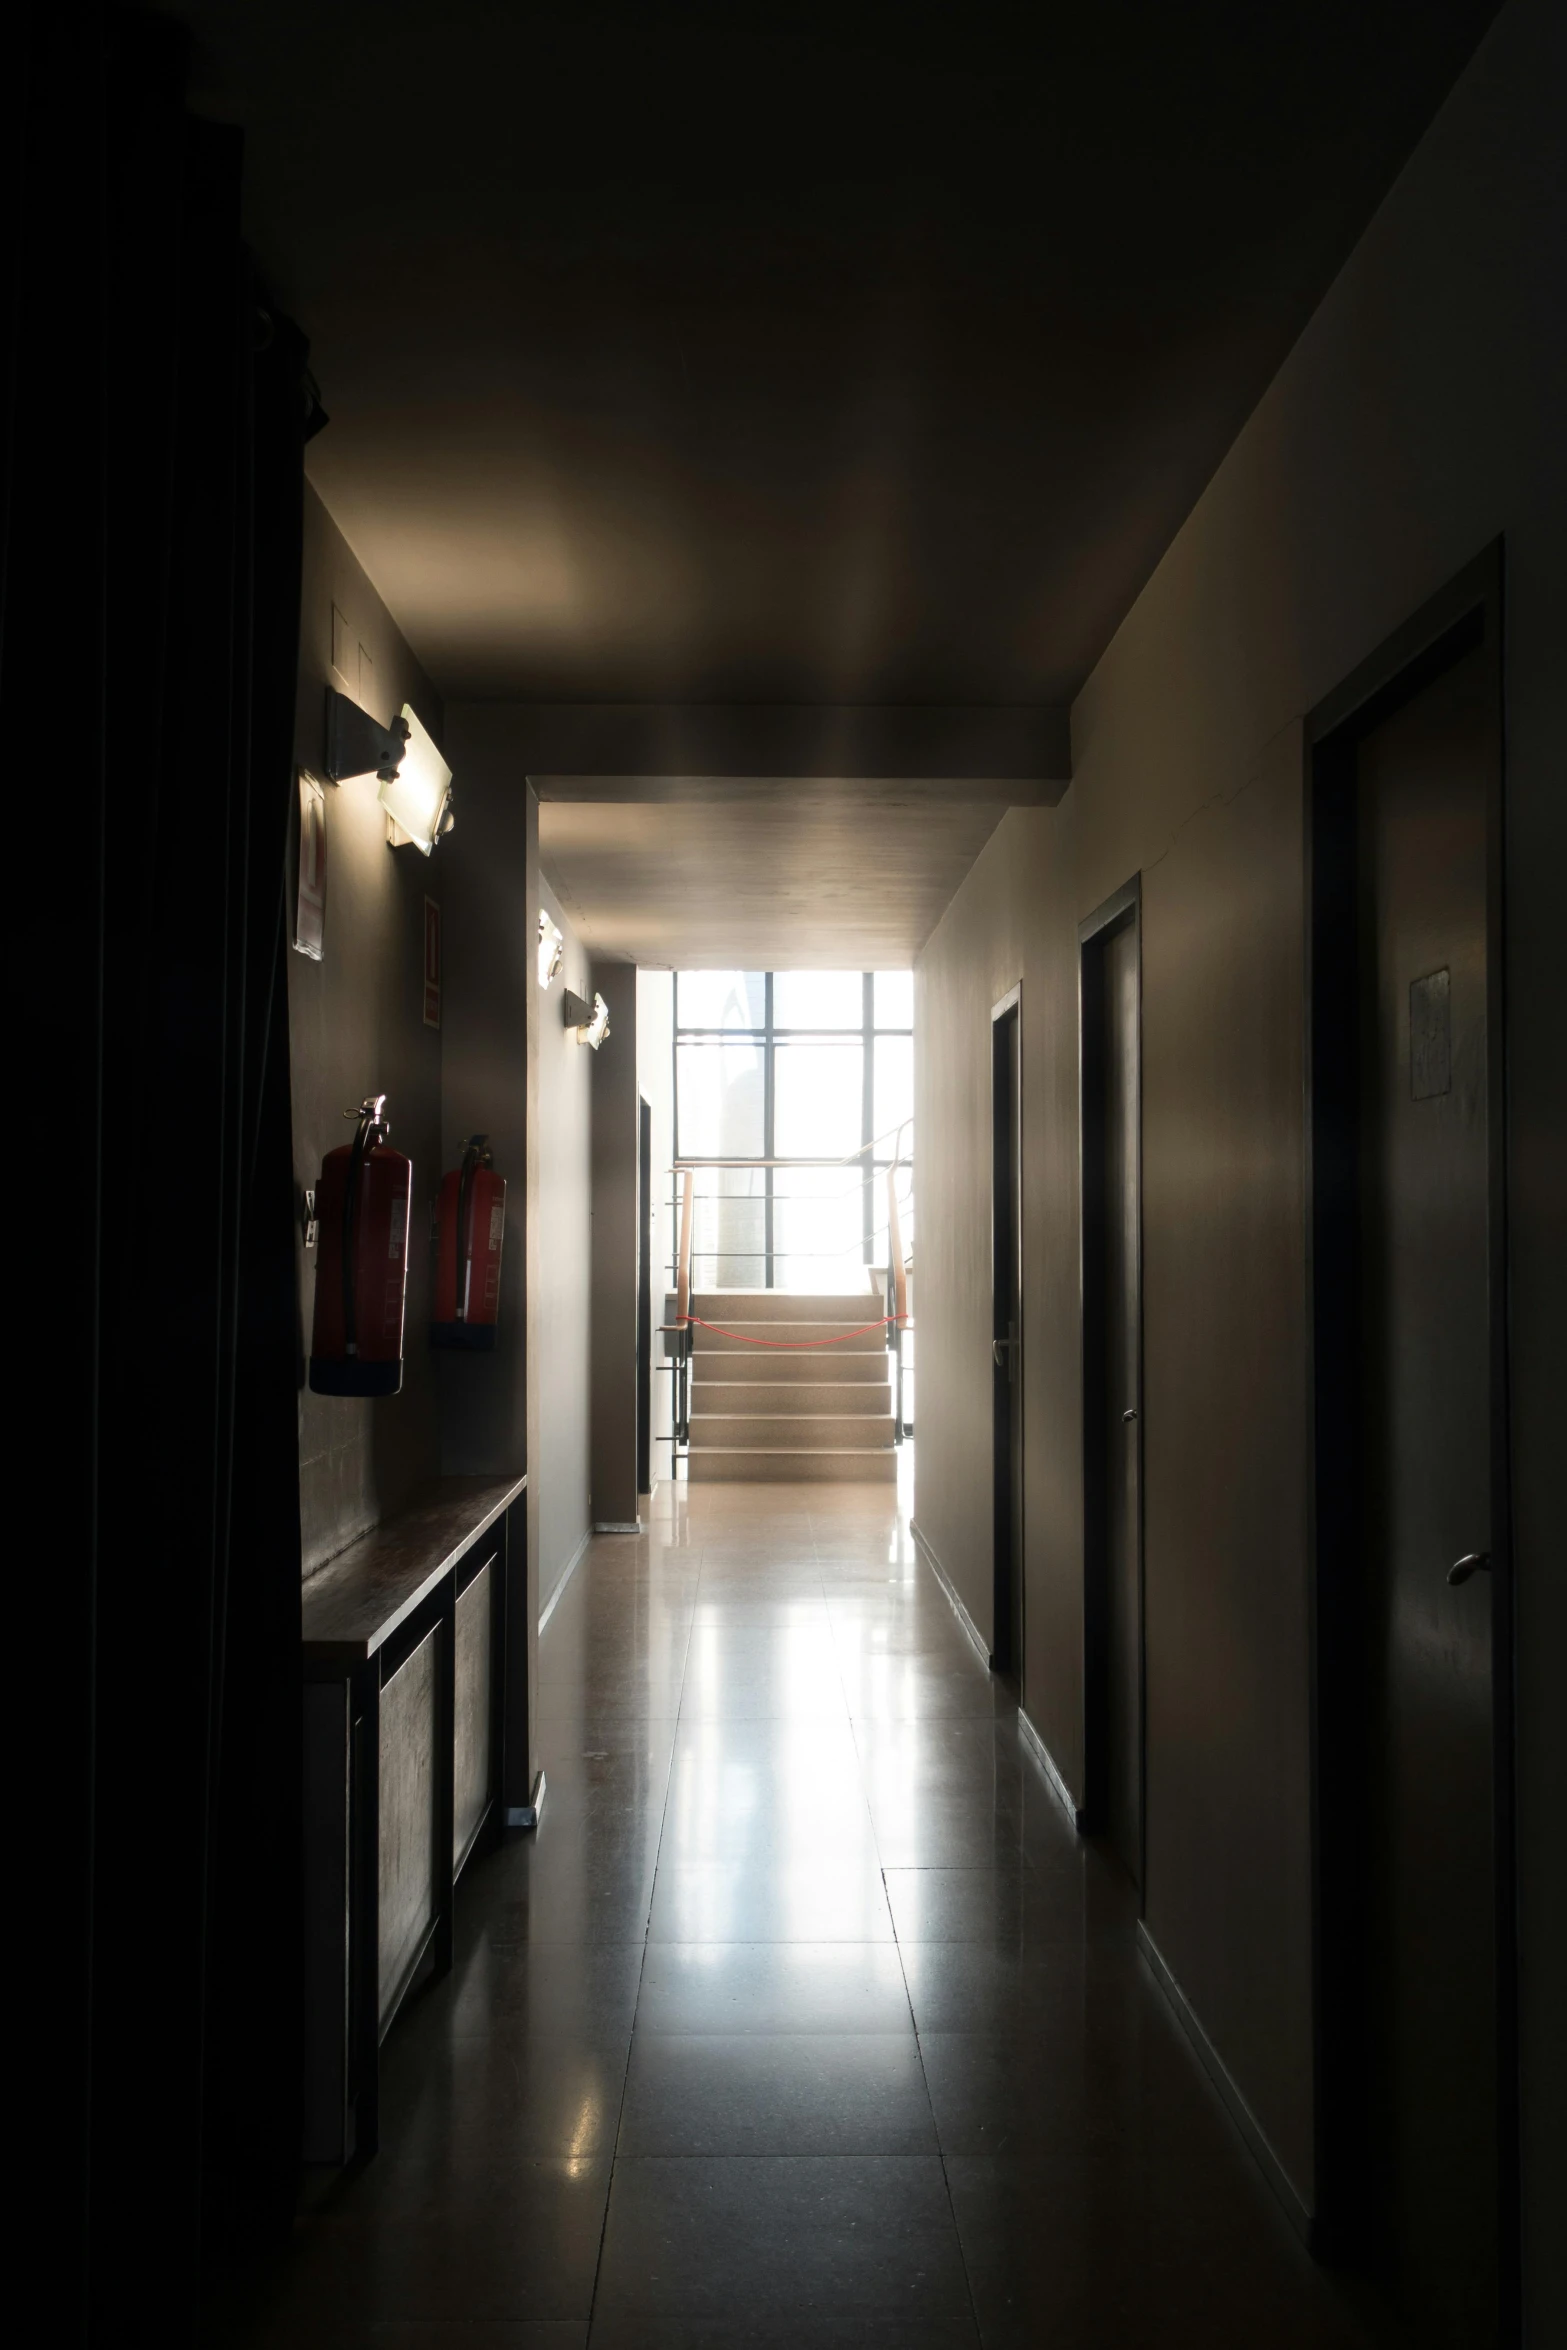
[300,1473,526,2164]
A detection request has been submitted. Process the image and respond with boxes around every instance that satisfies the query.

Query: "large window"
[675,970,913,1292]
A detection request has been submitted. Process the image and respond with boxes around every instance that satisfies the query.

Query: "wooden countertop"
[301,1473,527,1667]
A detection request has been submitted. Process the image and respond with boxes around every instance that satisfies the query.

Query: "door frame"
[1303,540,1517,2328]
[990,985,1023,1677]
[1078,877,1144,1884]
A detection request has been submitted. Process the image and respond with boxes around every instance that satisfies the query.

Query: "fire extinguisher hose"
[341,1095,387,1357]
[455,1140,477,1323]
[454,1135,489,1325]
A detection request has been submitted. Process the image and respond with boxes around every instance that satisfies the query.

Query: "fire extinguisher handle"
[346,1093,389,1144]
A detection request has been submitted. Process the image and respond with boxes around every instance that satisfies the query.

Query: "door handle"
[1122,1407,1138,1424]
[992,1338,1015,1369]
[1446,1551,1491,1586]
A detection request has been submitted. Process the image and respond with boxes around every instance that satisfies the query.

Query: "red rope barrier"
[681,1313,907,1349]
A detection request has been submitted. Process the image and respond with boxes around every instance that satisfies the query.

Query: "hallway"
[231,1471,1385,2348]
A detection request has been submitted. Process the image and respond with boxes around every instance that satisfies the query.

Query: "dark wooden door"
[1356,637,1498,2346]
[992,1002,1023,1674]
[1102,919,1142,1887]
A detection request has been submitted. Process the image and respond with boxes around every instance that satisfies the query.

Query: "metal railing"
[661,1123,914,1464]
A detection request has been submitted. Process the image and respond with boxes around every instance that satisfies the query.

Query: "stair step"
[688,1288,880,1321]
[692,1348,889,1384]
[688,1445,898,1484]
[690,1412,896,1447]
[691,1380,893,1414]
[695,1321,890,1354]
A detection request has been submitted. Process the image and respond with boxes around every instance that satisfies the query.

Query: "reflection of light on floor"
[618,1456,926,1949]
[567,2096,600,2164]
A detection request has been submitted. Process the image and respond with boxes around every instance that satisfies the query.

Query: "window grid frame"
[674,970,912,1288]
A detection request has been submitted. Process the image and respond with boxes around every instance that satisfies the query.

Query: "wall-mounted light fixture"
[324,688,455,856]
[538,910,564,989]
[562,988,610,1048]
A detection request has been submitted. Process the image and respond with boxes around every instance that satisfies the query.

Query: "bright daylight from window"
[674,974,914,1362]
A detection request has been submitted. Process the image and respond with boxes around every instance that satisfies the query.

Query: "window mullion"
[862,973,875,1267]
[764,972,775,1287]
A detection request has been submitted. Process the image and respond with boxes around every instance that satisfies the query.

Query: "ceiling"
[176,0,1497,958]
[539,778,1041,968]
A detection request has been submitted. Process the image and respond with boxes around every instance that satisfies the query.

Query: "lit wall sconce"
[562,988,610,1048]
[324,688,455,856]
[538,910,564,989]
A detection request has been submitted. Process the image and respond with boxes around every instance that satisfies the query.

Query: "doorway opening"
[1080,879,1143,1892]
[1307,546,1516,2346]
[990,989,1022,1678]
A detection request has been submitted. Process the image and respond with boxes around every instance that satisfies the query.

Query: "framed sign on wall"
[294,768,327,960]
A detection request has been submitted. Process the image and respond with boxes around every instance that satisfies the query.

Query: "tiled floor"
[220,1465,1391,2348]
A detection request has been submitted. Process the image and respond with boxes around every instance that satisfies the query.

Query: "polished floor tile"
[439,1941,648,2038]
[377,2031,630,2165]
[617,2033,937,2155]
[465,1855,658,1949]
[899,1937,1142,2035]
[220,1469,1399,2350]
[590,2156,975,2340]
[882,1861,1137,1950]
[637,1941,912,2035]
[219,2318,587,2350]
[232,2161,610,2331]
[943,2153,1381,2349]
[917,2016,1239,2161]
[647,1859,896,1943]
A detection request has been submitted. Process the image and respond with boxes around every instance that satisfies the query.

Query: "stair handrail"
[665,1118,913,1451]
[668,1113,911,1305]
[669,1122,912,1284]
[675,1166,694,1331]
[886,1160,909,1332]
[673,1114,914,1173]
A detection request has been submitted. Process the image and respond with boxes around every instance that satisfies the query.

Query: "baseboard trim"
[539,1527,592,1633]
[909,1519,991,1668]
[1136,1920,1316,2251]
[504,1768,547,1832]
[1016,1706,1087,1829]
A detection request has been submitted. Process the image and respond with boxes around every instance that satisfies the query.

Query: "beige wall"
[914,804,1085,1796]
[915,0,1564,2309]
[535,879,595,1603]
[1136,738,1314,2190]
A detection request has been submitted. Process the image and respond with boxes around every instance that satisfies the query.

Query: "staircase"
[681,1289,897,1481]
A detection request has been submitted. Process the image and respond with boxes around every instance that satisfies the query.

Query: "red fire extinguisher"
[431,1134,506,1350]
[308,1094,412,1396]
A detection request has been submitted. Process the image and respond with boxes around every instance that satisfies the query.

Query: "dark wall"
[441,713,561,1803]
[291,486,447,1574]
[915,0,1564,2296]
[433,739,537,1811]
[590,961,643,1528]
[435,742,531,1485]
[637,969,677,1486]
